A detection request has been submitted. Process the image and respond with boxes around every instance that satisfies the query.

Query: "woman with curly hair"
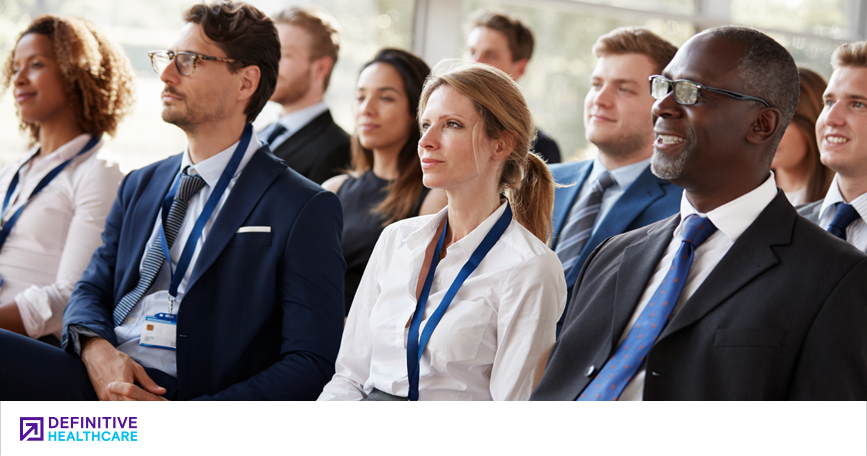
[0,15,134,344]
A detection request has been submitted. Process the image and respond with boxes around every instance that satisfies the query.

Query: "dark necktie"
[555,171,617,275]
[827,203,860,241]
[264,123,288,146]
[577,214,717,401]
[113,170,207,326]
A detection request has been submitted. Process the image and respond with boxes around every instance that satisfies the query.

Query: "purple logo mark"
[20,417,44,441]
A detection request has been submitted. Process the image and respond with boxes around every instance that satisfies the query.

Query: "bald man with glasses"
[532,26,867,401]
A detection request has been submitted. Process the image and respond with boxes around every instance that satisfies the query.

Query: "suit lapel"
[610,215,680,351]
[661,192,793,339]
[272,111,330,161]
[565,167,667,286]
[185,146,284,292]
[552,161,592,244]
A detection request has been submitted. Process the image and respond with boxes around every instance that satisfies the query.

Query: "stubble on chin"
[650,147,689,180]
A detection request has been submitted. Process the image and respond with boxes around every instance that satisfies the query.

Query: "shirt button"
[585,365,595,377]
[434,277,441,285]
[128,317,135,324]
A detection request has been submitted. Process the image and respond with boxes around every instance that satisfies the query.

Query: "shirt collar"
[180,128,260,188]
[276,101,328,134]
[405,201,510,259]
[26,134,101,170]
[589,157,651,191]
[819,174,867,222]
[679,172,778,243]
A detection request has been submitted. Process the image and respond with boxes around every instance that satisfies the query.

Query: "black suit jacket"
[532,192,867,400]
[534,129,561,164]
[268,110,351,185]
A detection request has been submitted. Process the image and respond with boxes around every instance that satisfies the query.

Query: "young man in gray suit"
[533,26,867,401]
[798,41,867,251]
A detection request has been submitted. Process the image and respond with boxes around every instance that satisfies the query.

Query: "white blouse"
[0,134,123,339]
[318,202,567,401]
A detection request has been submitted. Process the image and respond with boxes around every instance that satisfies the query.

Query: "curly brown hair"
[1,15,136,145]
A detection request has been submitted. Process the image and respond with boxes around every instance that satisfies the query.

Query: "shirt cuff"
[14,286,54,338]
[67,324,100,356]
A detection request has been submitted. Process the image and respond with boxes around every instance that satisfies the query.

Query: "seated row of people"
[0,1,865,400]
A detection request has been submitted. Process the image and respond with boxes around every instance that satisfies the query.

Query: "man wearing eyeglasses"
[798,41,867,252]
[532,26,867,401]
[549,28,681,334]
[0,1,345,401]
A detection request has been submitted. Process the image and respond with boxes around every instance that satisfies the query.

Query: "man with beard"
[550,28,681,331]
[0,1,345,400]
[532,26,867,400]
[258,6,350,185]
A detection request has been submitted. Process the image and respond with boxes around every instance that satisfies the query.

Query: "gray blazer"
[796,199,822,224]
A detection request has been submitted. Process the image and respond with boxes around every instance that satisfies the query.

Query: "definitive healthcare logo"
[20,416,138,442]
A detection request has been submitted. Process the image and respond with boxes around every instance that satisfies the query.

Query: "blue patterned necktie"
[577,214,717,401]
[112,169,207,326]
[827,203,860,241]
[264,123,287,146]
[556,171,617,274]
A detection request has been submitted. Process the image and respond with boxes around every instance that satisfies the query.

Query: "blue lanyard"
[158,123,252,313]
[0,135,100,254]
[406,202,512,401]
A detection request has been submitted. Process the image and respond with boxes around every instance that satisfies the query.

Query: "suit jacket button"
[585,366,595,377]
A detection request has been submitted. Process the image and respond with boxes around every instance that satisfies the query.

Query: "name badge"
[139,313,177,350]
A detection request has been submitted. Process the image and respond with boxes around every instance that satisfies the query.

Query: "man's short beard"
[650,147,690,180]
[589,130,650,160]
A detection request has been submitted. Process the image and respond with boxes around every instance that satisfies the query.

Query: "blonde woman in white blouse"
[0,16,133,342]
[319,61,566,401]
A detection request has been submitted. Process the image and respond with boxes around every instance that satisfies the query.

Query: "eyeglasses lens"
[176,54,194,75]
[651,77,669,100]
[674,81,698,104]
[152,53,171,74]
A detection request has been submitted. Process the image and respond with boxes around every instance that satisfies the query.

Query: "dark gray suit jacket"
[797,199,822,224]
[532,192,867,400]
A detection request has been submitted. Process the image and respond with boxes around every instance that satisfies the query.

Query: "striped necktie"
[556,171,617,275]
[827,203,860,241]
[577,214,717,401]
[112,169,207,326]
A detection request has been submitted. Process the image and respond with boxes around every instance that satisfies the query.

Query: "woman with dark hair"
[772,67,833,205]
[0,16,133,343]
[322,48,446,315]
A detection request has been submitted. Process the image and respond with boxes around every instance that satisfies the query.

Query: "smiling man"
[0,1,345,401]
[798,41,867,251]
[549,28,681,329]
[533,26,867,401]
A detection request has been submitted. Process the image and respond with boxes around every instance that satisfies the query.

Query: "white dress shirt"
[319,202,567,401]
[113,131,260,377]
[817,175,867,252]
[0,135,122,339]
[574,158,651,235]
[261,101,328,150]
[617,174,778,401]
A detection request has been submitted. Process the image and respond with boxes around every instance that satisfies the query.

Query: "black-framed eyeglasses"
[148,50,244,76]
[649,75,770,107]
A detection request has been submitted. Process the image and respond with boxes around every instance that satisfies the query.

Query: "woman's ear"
[492,132,515,161]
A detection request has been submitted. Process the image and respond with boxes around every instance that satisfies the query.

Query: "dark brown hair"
[419,61,555,243]
[272,6,340,90]
[593,27,678,74]
[1,15,135,145]
[349,48,430,226]
[469,9,534,62]
[184,1,279,123]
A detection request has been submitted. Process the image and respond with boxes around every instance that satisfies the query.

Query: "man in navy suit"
[0,1,345,401]
[551,28,682,330]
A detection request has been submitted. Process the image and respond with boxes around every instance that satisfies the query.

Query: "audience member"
[258,6,350,184]
[772,67,832,205]
[798,42,867,251]
[0,1,345,401]
[550,28,681,332]
[0,16,131,344]
[319,61,566,401]
[322,49,446,315]
[533,26,867,400]
[465,9,561,164]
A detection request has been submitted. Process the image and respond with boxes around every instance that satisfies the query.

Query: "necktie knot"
[265,123,288,145]
[176,169,206,203]
[827,203,860,241]
[681,214,717,248]
[593,171,617,193]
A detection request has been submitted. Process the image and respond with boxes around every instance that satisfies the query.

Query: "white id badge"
[139,313,177,350]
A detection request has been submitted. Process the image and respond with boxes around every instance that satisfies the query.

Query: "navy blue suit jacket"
[61,145,346,400]
[551,160,682,326]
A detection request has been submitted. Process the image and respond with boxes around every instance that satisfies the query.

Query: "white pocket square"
[236,226,271,233]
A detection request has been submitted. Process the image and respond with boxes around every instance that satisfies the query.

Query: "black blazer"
[534,129,561,164]
[268,110,351,185]
[532,192,867,400]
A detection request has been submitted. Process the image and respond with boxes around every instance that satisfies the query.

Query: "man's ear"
[237,65,261,102]
[746,107,782,145]
[312,56,334,86]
